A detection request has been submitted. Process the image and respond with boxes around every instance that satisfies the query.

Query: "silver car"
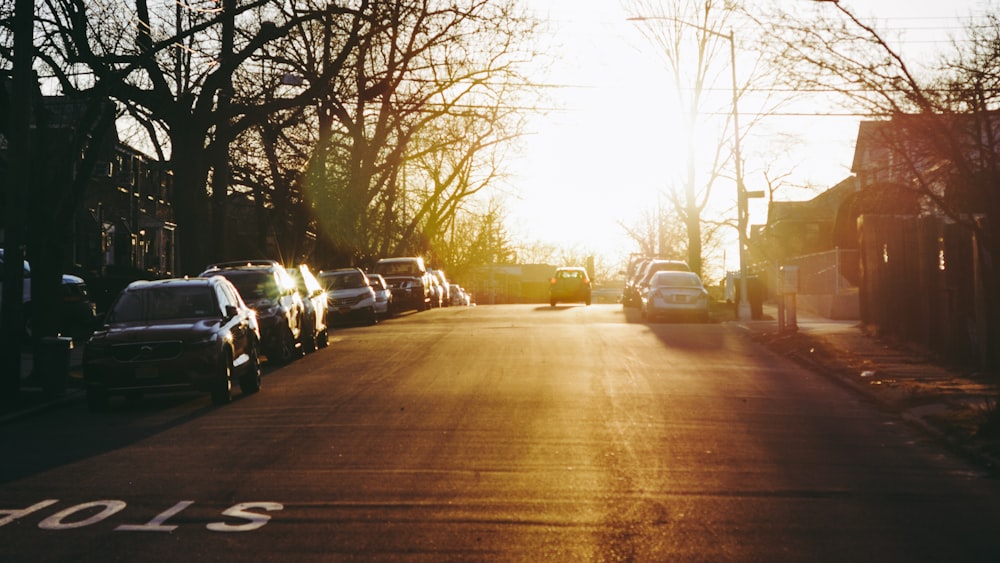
[319,268,378,326]
[641,271,710,323]
[366,273,394,318]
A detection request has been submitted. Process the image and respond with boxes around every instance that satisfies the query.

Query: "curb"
[741,322,1000,475]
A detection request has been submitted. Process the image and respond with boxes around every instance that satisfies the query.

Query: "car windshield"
[322,272,366,290]
[216,271,279,299]
[108,286,218,322]
[374,262,420,277]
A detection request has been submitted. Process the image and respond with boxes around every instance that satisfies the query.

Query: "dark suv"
[372,257,431,313]
[199,261,305,363]
[83,277,262,410]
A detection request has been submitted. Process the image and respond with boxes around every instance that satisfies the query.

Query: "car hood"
[92,319,222,343]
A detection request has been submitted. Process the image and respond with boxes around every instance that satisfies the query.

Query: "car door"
[217,282,251,364]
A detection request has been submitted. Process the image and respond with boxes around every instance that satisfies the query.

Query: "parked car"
[449,284,470,307]
[549,266,592,306]
[82,277,262,410]
[199,261,304,363]
[366,273,394,318]
[429,269,451,307]
[641,270,710,323]
[0,249,98,341]
[318,268,378,326]
[634,259,691,304]
[288,264,329,352]
[428,274,443,308]
[622,257,652,308]
[371,257,431,313]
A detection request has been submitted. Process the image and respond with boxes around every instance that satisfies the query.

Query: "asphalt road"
[2,304,1000,561]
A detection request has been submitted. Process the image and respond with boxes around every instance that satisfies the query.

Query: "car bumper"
[83,350,225,394]
[647,297,709,318]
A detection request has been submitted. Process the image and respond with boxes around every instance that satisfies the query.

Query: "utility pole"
[1,0,34,401]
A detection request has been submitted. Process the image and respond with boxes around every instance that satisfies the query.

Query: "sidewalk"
[0,343,85,424]
[742,304,1000,471]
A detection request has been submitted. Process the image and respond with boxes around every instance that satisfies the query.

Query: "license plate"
[135,366,158,379]
[338,307,352,314]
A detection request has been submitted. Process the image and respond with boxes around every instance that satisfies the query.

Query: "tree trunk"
[170,133,213,275]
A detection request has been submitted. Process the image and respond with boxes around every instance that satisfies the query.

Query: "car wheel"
[367,307,377,325]
[301,327,316,353]
[211,352,233,405]
[550,299,556,307]
[316,328,329,349]
[239,344,262,395]
[86,386,108,412]
[22,302,32,343]
[586,296,592,306]
[271,326,297,364]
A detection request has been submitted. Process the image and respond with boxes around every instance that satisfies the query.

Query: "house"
[847,115,999,368]
[751,177,861,320]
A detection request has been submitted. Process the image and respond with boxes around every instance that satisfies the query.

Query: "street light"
[628,16,752,320]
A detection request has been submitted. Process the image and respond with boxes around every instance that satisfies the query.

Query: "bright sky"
[508,0,988,277]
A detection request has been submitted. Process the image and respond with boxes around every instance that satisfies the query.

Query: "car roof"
[126,277,217,290]
[206,259,282,269]
[376,256,425,265]
[319,267,364,276]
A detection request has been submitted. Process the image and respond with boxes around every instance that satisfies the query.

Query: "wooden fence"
[858,214,996,368]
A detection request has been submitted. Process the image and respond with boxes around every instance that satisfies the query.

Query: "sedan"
[82,277,262,410]
[366,273,394,318]
[641,270,710,322]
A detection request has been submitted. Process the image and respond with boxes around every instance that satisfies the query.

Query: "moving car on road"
[549,266,592,307]
[82,277,262,410]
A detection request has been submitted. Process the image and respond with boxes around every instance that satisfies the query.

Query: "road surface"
[2,304,999,561]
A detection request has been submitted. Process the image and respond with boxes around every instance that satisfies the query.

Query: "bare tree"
[228,1,540,268]
[30,0,362,274]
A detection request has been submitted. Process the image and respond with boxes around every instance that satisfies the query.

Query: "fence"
[782,248,860,296]
[858,214,996,368]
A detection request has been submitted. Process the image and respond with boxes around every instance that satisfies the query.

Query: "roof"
[767,177,858,226]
